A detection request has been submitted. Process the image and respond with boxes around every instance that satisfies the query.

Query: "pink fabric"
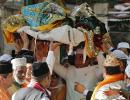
[33,82,50,98]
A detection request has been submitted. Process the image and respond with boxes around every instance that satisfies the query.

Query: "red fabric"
[33,82,50,97]
[34,82,46,92]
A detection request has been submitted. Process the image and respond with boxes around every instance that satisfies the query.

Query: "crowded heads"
[11,58,27,84]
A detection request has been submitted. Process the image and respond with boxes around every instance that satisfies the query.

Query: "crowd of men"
[0,30,130,100]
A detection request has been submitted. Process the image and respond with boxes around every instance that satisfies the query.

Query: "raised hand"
[49,40,61,51]
[20,32,29,49]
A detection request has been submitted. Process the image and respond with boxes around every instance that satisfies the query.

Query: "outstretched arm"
[45,41,60,75]
[53,47,68,80]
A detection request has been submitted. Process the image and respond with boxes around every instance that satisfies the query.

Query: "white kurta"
[52,48,105,100]
[94,80,126,100]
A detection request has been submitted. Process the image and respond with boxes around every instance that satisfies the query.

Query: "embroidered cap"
[104,54,120,67]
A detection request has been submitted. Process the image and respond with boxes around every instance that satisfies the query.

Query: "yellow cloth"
[91,74,124,100]
[84,31,95,58]
[2,15,26,43]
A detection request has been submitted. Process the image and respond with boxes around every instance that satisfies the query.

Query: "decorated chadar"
[21,2,66,31]
[71,3,112,60]
[2,15,26,43]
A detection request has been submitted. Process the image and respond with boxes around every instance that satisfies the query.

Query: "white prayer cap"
[111,50,128,59]
[0,54,12,61]
[11,58,27,70]
[117,42,130,49]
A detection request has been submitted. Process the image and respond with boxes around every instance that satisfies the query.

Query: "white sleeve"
[53,63,68,80]
[45,51,55,75]
[53,47,68,80]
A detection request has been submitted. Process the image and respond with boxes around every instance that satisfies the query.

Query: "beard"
[13,72,25,84]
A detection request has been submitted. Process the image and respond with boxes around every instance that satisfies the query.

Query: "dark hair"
[0,61,12,74]
[23,55,35,63]
[127,49,130,54]
[32,73,49,81]
[52,72,59,79]
[68,54,75,65]
[105,66,121,75]
[32,62,49,77]
[121,59,127,68]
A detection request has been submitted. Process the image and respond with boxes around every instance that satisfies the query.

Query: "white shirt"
[95,80,126,100]
[52,48,105,100]
[12,51,54,100]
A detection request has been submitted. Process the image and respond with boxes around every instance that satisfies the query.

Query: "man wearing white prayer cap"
[117,42,130,56]
[112,49,128,73]
[112,50,128,60]
[11,58,27,87]
[0,54,12,61]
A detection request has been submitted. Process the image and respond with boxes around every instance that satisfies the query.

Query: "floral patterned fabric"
[21,2,65,27]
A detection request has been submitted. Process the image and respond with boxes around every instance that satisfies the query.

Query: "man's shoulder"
[15,87,45,95]
[12,87,49,100]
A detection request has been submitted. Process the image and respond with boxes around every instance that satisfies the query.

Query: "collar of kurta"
[28,81,50,97]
